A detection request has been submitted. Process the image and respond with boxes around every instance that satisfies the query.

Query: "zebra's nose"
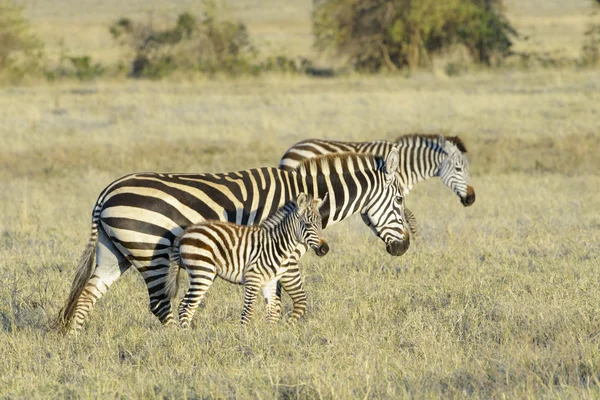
[315,242,329,257]
[386,236,409,256]
[461,185,476,207]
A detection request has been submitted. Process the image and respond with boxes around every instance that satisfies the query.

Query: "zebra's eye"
[395,195,403,204]
[455,166,463,172]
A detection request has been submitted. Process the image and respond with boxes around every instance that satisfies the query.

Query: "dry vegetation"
[1,0,600,398]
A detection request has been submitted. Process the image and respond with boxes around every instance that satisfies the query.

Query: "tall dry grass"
[1,0,600,398]
[0,69,599,397]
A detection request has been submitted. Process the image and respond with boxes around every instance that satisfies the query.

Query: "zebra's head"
[438,136,476,207]
[295,192,330,257]
[362,147,410,257]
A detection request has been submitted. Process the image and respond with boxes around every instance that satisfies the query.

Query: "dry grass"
[1,69,599,398]
[1,0,600,398]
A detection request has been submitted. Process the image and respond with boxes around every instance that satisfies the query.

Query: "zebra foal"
[169,193,328,326]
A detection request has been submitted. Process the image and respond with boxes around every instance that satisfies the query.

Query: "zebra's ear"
[384,147,400,180]
[315,192,328,210]
[296,193,310,213]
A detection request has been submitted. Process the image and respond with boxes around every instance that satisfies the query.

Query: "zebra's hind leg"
[177,266,216,328]
[141,260,180,328]
[67,228,131,334]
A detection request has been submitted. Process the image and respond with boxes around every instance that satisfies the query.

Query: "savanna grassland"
[1,0,600,399]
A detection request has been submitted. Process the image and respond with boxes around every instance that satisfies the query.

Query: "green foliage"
[109,2,258,78]
[0,1,43,78]
[66,56,105,80]
[313,0,517,72]
[44,42,105,81]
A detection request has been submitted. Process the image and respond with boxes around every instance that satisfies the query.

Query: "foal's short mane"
[395,133,468,153]
[259,201,296,230]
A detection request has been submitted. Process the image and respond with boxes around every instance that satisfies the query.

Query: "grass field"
[1,71,599,398]
[1,0,600,398]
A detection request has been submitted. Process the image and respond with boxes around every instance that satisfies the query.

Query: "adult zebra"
[264,134,475,320]
[279,134,475,206]
[60,150,410,333]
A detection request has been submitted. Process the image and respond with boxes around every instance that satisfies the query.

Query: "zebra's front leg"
[278,265,307,324]
[178,266,216,328]
[272,244,308,324]
[261,278,282,323]
[241,277,262,325]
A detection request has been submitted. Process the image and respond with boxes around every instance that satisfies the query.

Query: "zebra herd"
[58,134,474,333]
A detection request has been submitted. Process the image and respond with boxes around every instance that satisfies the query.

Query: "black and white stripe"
[169,193,329,326]
[261,134,474,321]
[59,149,409,333]
[279,134,475,206]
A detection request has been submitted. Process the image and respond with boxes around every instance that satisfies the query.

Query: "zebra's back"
[279,139,396,171]
[98,168,297,268]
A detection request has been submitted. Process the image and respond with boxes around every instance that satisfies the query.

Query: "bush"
[313,0,517,72]
[110,2,257,78]
[581,1,600,66]
[0,1,43,78]
[46,55,105,81]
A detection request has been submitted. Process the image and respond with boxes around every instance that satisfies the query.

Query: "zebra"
[168,193,328,326]
[279,134,475,207]
[59,149,410,333]
[258,134,473,319]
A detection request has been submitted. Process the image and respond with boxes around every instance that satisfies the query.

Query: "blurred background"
[2,0,600,81]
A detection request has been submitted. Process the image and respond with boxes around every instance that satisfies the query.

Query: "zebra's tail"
[165,236,182,302]
[56,221,99,332]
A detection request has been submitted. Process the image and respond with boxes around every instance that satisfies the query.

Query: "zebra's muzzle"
[315,242,329,257]
[386,236,409,256]
[461,186,476,207]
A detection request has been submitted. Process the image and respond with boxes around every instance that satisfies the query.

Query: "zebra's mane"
[445,136,468,153]
[294,152,382,175]
[258,201,296,230]
[395,134,468,154]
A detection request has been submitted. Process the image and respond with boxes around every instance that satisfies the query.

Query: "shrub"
[0,1,43,78]
[110,2,257,78]
[581,1,600,66]
[312,0,517,72]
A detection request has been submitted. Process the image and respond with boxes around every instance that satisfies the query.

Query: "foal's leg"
[178,264,217,328]
[261,278,282,323]
[241,273,262,325]
[269,244,308,323]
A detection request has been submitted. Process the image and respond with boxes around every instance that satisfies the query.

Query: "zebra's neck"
[256,204,301,263]
[357,137,447,196]
[293,154,383,229]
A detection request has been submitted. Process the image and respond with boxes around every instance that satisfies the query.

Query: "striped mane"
[294,152,383,176]
[259,202,295,230]
[395,133,468,154]
[445,136,468,153]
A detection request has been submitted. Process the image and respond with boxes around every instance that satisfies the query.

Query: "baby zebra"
[168,193,329,326]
